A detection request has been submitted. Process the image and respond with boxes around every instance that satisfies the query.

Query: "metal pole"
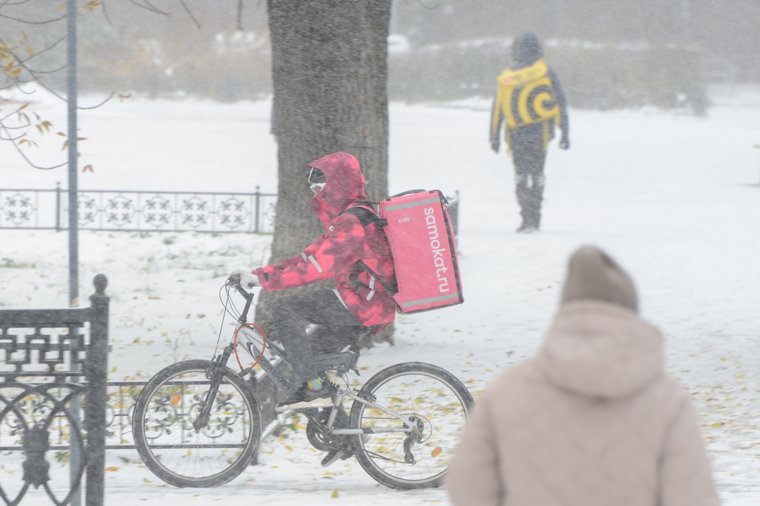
[254,185,261,233]
[66,2,82,506]
[55,182,61,232]
[67,0,79,306]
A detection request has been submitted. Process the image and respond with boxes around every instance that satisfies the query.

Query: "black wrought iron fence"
[0,275,109,506]
[99,376,281,451]
[0,185,277,234]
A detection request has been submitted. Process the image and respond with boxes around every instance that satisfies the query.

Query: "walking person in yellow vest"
[490,32,570,233]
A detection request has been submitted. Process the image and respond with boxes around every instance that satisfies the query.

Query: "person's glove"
[228,268,261,289]
[490,139,500,153]
[559,135,570,150]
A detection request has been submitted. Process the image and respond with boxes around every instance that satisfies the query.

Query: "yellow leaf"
[431,447,442,458]
[105,466,119,472]
[170,394,182,406]
[331,489,339,499]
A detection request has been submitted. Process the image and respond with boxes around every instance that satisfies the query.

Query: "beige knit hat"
[560,245,639,313]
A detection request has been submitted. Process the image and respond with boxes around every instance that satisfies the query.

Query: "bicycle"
[132,278,474,490]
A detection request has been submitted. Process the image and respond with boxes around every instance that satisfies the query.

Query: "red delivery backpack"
[345,190,463,313]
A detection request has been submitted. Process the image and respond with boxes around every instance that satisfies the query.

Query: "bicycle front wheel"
[349,362,473,489]
[132,360,261,488]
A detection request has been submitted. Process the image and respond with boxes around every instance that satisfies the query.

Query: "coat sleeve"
[549,69,569,138]
[446,394,504,506]
[659,391,721,506]
[255,213,365,290]
[490,83,505,149]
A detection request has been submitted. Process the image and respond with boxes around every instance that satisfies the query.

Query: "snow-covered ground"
[2,91,760,504]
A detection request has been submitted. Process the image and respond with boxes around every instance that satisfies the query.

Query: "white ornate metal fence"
[0,184,277,234]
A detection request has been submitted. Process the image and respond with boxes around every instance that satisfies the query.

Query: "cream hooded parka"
[446,247,720,506]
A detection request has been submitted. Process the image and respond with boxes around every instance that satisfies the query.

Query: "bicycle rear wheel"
[132,359,261,488]
[348,362,473,489]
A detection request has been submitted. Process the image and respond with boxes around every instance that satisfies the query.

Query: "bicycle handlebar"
[226,276,255,323]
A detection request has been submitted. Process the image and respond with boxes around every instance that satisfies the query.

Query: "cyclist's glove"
[228,268,261,289]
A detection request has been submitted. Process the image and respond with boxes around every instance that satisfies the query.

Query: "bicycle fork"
[193,345,233,432]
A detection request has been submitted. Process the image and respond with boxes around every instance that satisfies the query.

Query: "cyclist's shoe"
[275,384,335,412]
[320,447,353,467]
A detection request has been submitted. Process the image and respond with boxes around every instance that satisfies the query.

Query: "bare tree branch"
[100,0,113,24]
[0,121,30,130]
[0,38,70,101]
[0,11,65,25]
[179,0,201,28]
[22,63,67,75]
[127,0,169,16]
[0,122,66,170]
[17,36,66,65]
[0,125,25,140]
[7,61,70,102]
[78,91,115,110]
[0,102,31,123]
[0,80,35,94]
[0,0,34,10]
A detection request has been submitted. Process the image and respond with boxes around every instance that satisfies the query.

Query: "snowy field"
[2,90,760,505]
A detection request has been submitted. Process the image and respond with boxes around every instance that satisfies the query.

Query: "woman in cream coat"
[446,245,720,506]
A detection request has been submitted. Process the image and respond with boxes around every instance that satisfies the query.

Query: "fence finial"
[93,274,108,295]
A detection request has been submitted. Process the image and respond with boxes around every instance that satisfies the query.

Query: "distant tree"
[262,0,392,343]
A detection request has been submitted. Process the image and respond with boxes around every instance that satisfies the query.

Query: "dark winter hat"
[560,245,639,313]
[511,32,543,66]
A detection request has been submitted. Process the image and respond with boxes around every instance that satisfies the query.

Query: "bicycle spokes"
[349,364,472,489]
[134,362,260,487]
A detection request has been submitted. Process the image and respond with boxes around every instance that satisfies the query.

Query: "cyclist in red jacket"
[230,151,396,411]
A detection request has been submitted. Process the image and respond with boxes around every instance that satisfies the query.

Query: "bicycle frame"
[331,389,417,436]
[217,282,417,437]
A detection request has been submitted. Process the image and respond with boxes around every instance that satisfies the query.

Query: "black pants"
[270,289,362,384]
[512,135,547,228]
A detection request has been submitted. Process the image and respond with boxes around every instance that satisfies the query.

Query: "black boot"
[516,221,536,233]
[516,205,537,233]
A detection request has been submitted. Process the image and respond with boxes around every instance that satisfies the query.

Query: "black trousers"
[270,288,362,384]
[512,134,548,228]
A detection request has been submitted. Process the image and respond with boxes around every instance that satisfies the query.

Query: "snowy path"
[2,96,760,504]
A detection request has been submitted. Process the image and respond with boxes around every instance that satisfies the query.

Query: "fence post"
[55,182,61,232]
[254,185,261,234]
[449,190,460,239]
[85,274,109,506]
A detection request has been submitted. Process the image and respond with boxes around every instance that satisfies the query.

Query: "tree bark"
[260,0,391,338]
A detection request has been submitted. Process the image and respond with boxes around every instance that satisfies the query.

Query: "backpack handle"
[387,189,427,199]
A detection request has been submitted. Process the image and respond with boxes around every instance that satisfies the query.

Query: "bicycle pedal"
[321,448,351,467]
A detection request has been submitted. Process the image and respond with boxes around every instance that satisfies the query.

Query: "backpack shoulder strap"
[342,204,397,295]
[343,203,386,227]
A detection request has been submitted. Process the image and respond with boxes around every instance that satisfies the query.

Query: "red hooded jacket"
[254,152,396,327]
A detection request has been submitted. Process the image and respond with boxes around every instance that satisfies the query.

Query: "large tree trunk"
[260,0,391,341]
